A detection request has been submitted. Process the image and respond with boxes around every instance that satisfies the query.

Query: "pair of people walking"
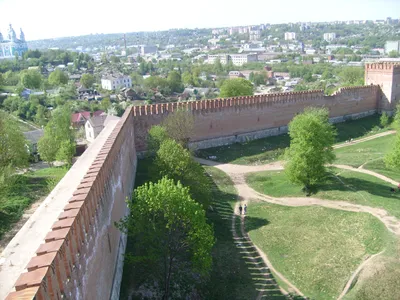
[239,204,247,215]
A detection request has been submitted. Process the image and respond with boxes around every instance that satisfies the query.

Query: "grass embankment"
[0,167,67,239]
[197,114,389,165]
[246,167,400,219]
[246,202,392,300]
[120,159,285,299]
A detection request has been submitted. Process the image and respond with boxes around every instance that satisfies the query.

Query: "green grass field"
[0,167,67,240]
[197,115,390,165]
[246,167,400,219]
[246,202,392,300]
[334,134,395,168]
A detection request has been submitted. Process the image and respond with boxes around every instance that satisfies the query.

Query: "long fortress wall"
[4,109,137,300]
[1,63,391,299]
[133,85,380,151]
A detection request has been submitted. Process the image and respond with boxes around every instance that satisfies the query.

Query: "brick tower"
[365,61,400,113]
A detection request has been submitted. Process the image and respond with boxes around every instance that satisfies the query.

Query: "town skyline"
[0,0,399,41]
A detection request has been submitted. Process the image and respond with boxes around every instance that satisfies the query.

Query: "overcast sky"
[0,0,399,41]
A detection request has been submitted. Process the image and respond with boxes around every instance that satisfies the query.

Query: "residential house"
[229,71,245,79]
[71,110,105,128]
[101,74,132,90]
[85,114,120,143]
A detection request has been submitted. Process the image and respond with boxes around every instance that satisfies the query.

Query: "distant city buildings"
[249,30,261,41]
[207,53,257,66]
[284,32,296,41]
[140,45,158,55]
[0,24,28,59]
[323,33,336,42]
[385,41,400,54]
[101,74,132,90]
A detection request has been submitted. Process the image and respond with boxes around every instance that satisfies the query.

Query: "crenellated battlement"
[132,86,379,117]
[365,62,400,71]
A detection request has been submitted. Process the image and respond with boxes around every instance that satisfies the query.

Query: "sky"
[0,0,399,41]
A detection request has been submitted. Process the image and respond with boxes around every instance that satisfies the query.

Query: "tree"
[389,50,399,58]
[148,125,169,153]
[161,110,194,148]
[116,177,214,299]
[37,106,75,165]
[110,56,120,64]
[285,107,336,190]
[339,67,364,86]
[80,73,95,89]
[219,78,254,98]
[167,71,183,93]
[48,69,69,86]
[130,72,144,86]
[182,71,194,86]
[380,112,390,128]
[20,70,42,89]
[0,111,29,170]
[0,73,4,88]
[100,97,111,111]
[56,140,76,166]
[154,139,211,209]
[385,133,400,170]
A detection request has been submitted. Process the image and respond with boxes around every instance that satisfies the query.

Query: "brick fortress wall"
[6,109,137,300]
[133,85,380,151]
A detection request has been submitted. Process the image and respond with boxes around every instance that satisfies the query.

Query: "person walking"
[239,205,243,215]
[244,204,247,215]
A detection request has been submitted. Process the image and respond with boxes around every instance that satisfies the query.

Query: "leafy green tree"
[392,104,400,129]
[20,70,42,89]
[34,105,47,127]
[219,78,254,98]
[339,67,364,86]
[100,97,111,112]
[154,139,211,209]
[167,71,184,93]
[110,56,120,64]
[48,69,69,86]
[56,140,76,166]
[161,110,194,148]
[148,125,169,153]
[389,50,399,58]
[385,134,400,170]
[285,107,336,190]
[0,73,4,88]
[380,112,390,128]
[182,71,194,86]
[130,72,144,86]
[38,106,75,165]
[0,111,29,170]
[80,74,95,89]
[116,177,214,299]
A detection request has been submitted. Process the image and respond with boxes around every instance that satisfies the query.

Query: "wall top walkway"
[0,120,119,299]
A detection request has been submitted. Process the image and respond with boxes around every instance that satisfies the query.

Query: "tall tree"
[0,111,29,170]
[20,70,42,89]
[219,78,254,98]
[48,69,69,86]
[167,71,183,93]
[161,110,194,148]
[154,139,211,209]
[80,73,95,89]
[385,134,400,170]
[116,177,214,299]
[285,107,336,190]
[37,106,75,165]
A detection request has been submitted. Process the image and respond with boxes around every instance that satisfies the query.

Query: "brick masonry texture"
[4,62,400,299]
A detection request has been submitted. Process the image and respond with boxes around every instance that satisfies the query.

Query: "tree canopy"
[116,177,214,299]
[219,78,254,98]
[20,70,42,89]
[285,107,336,190]
[161,110,194,148]
[80,73,95,88]
[48,69,69,86]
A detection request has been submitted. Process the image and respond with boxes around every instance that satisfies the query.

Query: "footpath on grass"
[195,130,400,298]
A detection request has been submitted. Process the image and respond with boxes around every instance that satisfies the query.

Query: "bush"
[380,112,390,128]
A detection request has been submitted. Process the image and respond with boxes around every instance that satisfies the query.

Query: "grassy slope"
[0,167,67,239]
[246,168,400,219]
[246,202,391,300]
[334,134,395,168]
[196,115,389,165]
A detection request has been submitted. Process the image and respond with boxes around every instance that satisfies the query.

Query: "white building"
[249,30,261,41]
[385,41,400,54]
[101,74,132,90]
[230,53,257,66]
[323,33,336,42]
[207,53,257,66]
[85,114,120,143]
[284,32,296,41]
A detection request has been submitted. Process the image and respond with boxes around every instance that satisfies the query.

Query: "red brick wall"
[133,85,380,151]
[6,109,137,300]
